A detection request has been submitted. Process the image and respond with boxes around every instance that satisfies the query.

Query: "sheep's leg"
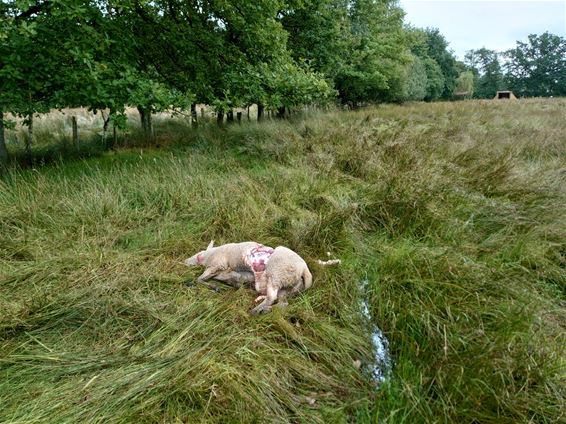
[250,285,278,315]
[254,271,268,295]
[197,266,222,282]
[214,270,254,288]
[274,289,289,308]
[190,267,224,291]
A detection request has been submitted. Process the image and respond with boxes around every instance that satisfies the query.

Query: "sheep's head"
[184,240,214,267]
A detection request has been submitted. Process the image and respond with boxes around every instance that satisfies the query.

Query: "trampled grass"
[1,99,565,422]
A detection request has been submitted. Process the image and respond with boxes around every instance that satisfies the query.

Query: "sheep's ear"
[207,240,214,250]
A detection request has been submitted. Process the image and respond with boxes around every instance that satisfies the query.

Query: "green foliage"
[422,57,445,101]
[282,0,409,105]
[403,55,428,101]
[454,70,474,98]
[262,61,334,109]
[280,0,351,78]
[340,0,409,104]
[419,28,459,99]
[465,48,504,98]
[504,32,566,97]
[1,0,331,121]
[406,27,458,101]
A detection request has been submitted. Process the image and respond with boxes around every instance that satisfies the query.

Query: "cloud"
[399,0,566,59]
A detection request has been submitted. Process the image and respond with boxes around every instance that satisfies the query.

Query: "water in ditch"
[360,278,392,383]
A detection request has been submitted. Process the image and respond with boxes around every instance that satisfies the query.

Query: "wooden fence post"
[191,103,198,127]
[25,114,33,158]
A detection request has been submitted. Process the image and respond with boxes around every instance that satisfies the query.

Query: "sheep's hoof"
[274,300,289,309]
[250,304,271,315]
[254,295,267,303]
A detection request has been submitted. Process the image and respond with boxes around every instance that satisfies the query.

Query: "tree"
[279,0,351,80]
[338,0,409,105]
[422,28,459,99]
[1,0,331,151]
[464,48,503,98]
[403,55,428,101]
[1,0,72,162]
[281,0,409,106]
[405,27,457,101]
[422,57,445,101]
[454,71,474,98]
[504,32,566,97]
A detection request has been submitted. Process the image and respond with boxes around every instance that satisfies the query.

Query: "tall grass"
[1,99,565,422]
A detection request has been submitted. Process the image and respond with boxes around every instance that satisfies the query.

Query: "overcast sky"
[399,0,566,60]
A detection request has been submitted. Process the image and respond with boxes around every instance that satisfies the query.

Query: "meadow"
[1,99,565,423]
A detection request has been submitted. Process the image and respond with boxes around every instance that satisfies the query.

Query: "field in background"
[1,99,565,423]
[3,105,260,163]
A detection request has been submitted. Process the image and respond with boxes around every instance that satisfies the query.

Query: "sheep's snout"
[184,256,198,266]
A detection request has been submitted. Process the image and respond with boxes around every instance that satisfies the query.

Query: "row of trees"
[403,27,459,101]
[462,32,566,99]
[1,2,564,165]
[1,0,464,164]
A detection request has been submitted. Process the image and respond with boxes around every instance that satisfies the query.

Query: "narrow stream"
[360,278,392,383]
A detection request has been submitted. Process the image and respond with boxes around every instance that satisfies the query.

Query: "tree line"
[458,32,566,99]
[1,1,565,166]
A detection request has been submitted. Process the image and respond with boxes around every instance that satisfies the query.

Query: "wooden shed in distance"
[494,91,517,100]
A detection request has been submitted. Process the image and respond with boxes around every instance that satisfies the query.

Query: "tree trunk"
[237,112,242,124]
[138,106,153,139]
[147,111,153,138]
[138,107,146,132]
[226,109,234,123]
[25,114,33,159]
[247,106,250,121]
[216,112,224,126]
[101,112,110,147]
[0,110,7,168]
[112,124,117,149]
[257,103,264,122]
[190,103,198,127]
[72,116,79,148]
[276,106,286,119]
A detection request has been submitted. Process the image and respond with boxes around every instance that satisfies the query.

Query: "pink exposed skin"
[243,245,274,295]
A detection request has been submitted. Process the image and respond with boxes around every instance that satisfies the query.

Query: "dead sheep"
[183,240,258,288]
[250,246,313,315]
[183,241,313,314]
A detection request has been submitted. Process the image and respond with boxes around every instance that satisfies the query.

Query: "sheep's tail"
[302,267,313,290]
[316,259,341,266]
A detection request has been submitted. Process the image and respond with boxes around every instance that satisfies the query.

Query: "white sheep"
[250,246,313,315]
[184,241,313,314]
[183,240,257,287]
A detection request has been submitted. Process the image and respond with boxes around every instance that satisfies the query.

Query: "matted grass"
[1,99,565,422]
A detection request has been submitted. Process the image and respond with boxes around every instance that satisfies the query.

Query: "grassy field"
[1,99,565,423]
